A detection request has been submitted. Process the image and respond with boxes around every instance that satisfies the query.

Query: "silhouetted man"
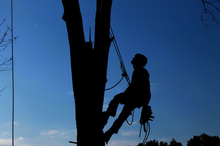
[102,53,151,143]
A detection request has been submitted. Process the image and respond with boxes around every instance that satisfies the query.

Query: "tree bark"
[62,0,113,146]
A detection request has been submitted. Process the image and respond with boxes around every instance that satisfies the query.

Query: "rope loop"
[126,109,134,125]
[105,76,124,90]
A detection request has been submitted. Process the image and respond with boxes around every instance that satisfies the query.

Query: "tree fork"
[62,0,113,146]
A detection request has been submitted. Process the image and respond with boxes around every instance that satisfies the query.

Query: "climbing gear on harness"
[105,26,130,90]
[139,105,154,145]
[126,109,135,125]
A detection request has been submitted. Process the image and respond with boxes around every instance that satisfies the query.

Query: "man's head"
[131,53,148,68]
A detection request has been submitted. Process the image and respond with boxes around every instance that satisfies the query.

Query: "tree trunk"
[62,0,113,146]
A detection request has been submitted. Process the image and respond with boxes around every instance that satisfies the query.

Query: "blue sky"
[0,0,220,146]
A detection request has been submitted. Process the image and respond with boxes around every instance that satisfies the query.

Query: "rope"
[109,26,130,85]
[105,76,124,90]
[105,26,130,90]
[142,122,150,144]
[126,109,134,125]
[11,0,15,146]
[139,122,151,145]
[108,26,134,124]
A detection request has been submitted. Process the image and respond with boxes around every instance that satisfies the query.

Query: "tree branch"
[0,19,15,72]
[0,58,12,71]
[0,86,6,93]
[62,0,85,58]
[201,0,220,29]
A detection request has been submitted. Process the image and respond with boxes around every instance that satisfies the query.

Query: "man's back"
[124,67,151,105]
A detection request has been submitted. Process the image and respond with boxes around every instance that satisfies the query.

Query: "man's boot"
[103,129,114,144]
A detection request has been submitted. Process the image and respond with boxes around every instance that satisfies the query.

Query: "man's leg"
[106,93,124,116]
[102,93,124,129]
[104,104,135,143]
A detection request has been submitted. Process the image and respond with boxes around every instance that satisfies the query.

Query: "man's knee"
[114,93,123,98]
[112,93,124,103]
[118,105,134,121]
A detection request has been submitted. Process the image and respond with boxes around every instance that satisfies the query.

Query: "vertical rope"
[11,0,15,146]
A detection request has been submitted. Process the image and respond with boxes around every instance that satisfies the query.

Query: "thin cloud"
[40,130,59,136]
[14,122,20,126]
[108,140,139,146]
[3,131,9,135]
[159,137,169,143]
[150,82,159,91]
[130,121,138,125]
[116,87,124,92]
[120,130,139,136]
[40,130,71,139]
[47,130,59,135]
[59,131,70,136]
[0,137,32,146]
[0,138,10,146]
[103,104,108,111]
[68,91,74,96]
[6,122,20,126]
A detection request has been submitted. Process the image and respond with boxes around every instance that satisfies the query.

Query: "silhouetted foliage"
[143,139,180,146]
[145,140,159,146]
[138,133,220,146]
[187,133,220,146]
[159,141,168,146]
[169,138,182,146]
[201,0,220,29]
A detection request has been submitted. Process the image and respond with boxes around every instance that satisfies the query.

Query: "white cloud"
[150,83,159,86]
[59,131,70,136]
[40,130,59,136]
[120,130,139,136]
[150,83,159,91]
[17,137,24,141]
[6,122,20,126]
[40,130,72,139]
[116,87,124,92]
[0,138,10,146]
[14,122,20,126]
[108,140,139,146]
[47,130,59,135]
[68,91,74,95]
[103,104,108,110]
[116,110,121,116]
[159,138,169,142]
[131,121,138,125]
[3,131,9,135]
[0,137,32,146]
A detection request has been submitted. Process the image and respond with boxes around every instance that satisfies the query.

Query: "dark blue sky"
[0,1,220,146]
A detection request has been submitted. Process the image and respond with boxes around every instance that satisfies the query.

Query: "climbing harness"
[139,105,154,145]
[105,26,130,90]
